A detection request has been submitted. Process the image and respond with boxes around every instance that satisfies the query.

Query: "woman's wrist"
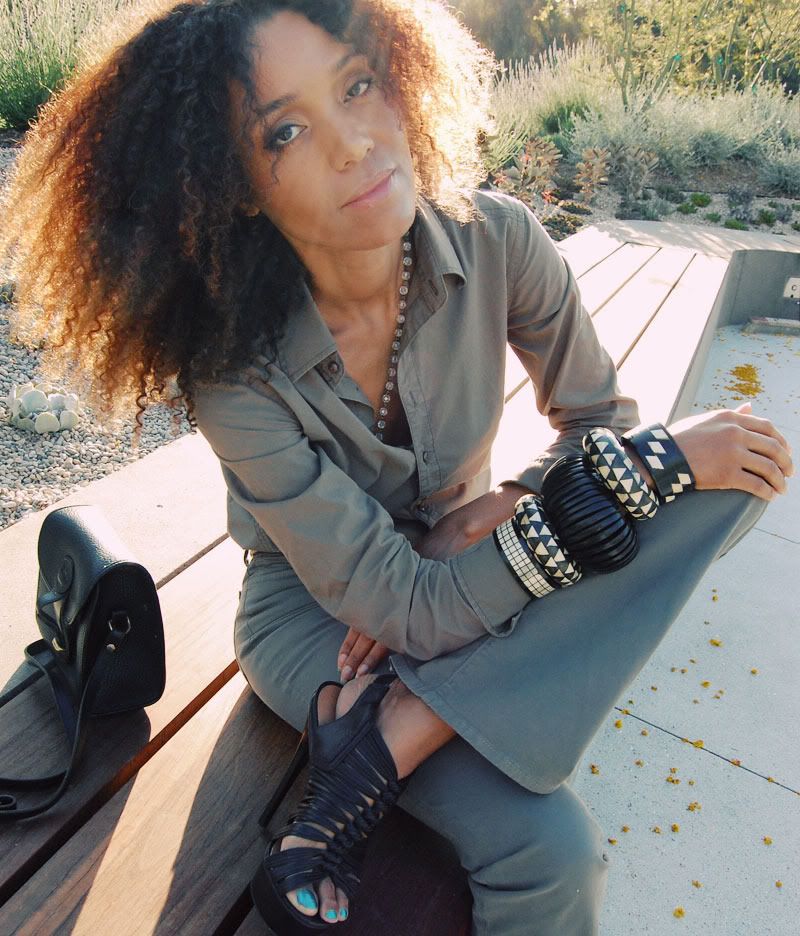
[461,482,534,546]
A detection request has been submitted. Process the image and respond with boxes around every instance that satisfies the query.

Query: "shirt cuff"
[453,533,531,637]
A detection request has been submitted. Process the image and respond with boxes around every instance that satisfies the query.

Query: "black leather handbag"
[0,505,166,819]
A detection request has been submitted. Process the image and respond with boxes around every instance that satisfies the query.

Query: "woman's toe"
[335,887,349,921]
[288,886,319,917]
[318,877,340,922]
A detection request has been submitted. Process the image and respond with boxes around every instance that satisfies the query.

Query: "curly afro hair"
[0,0,495,440]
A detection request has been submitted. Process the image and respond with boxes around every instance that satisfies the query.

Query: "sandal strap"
[265,678,406,899]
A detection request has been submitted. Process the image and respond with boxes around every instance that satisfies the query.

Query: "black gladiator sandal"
[251,673,406,934]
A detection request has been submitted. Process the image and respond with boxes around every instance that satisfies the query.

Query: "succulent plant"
[4,381,81,433]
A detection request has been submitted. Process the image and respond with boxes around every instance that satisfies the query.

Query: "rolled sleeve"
[193,376,529,660]
[502,202,640,493]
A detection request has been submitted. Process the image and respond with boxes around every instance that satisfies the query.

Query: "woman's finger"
[340,633,377,680]
[355,642,391,676]
[734,410,792,459]
[740,429,794,481]
[337,627,359,671]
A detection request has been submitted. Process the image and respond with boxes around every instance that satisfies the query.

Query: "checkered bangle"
[513,495,582,586]
[493,518,556,599]
[623,423,696,503]
[582,427,659,520]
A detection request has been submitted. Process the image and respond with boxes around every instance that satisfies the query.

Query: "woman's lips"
[343,169,395,208]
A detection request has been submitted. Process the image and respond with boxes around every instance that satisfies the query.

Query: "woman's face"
[231,11,417,254]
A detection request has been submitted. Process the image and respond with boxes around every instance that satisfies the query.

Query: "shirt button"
[422,450,433,464]
[327,360,340,375]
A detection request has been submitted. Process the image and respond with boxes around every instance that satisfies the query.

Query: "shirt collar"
[276,197,467,382]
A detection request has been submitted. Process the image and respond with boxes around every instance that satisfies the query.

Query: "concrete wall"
[717,249,800,325]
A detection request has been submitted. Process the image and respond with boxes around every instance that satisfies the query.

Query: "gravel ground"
[0,144,192,532]
[1,141,798,532]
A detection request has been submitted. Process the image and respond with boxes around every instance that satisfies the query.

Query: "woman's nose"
[328,116,374,171]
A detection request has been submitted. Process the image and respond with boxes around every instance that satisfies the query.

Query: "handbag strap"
[0,639,108,820]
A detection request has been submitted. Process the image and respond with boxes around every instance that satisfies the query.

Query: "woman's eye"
[346,77,373,100]
[267,123,303,150]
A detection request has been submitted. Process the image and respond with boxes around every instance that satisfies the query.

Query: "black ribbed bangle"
[623,423,695,503]
[582,427,659,520]
[541,454,639,574]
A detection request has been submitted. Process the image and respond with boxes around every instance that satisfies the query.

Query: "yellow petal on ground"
[673,907,685,918]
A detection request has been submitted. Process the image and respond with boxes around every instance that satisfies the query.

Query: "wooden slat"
[617,253,729,424]
[591,247,695,368]
[556,226,628,279]
[490,382,557,487]
[2,670,470,936]
[0,537,244,905]
[578,243,659,316]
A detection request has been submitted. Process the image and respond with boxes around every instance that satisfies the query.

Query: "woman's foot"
[281,674,455,923]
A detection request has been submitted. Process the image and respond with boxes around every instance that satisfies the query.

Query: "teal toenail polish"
[297,889,317,910]
[325,910,338,921]
[339,908,349,920]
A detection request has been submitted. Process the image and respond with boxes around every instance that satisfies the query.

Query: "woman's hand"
[666,403,793,501]
[337,627,392,682]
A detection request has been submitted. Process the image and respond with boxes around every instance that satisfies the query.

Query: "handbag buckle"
[106,612,132,652]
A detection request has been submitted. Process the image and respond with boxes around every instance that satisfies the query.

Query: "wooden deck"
[0,223,738,935]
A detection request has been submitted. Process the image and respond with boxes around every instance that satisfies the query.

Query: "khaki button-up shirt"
[192,191,639,660]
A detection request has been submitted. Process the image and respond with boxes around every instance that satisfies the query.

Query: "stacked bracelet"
[623,424,695,503]
[492,423,693,599]
[582,427,659,520]
[494,518,556,599]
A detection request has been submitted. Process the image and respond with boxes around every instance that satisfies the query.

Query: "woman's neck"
[298,240,405,328]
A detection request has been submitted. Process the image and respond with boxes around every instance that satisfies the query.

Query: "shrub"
[690,193,712,207]
[676,202,698,214]
[772,203,793,223]
[486,40,612,173]
[541,213,583,241]
[727,186,754,222]
[793,222,800,232]
[705,211,722,223]
[0,0,140,130]
[607,143,659,203]
[573,146,609,204]
[758,147,800,197]
[724,218,749,230]
[755,209,777,226]
[557,199,593,215]
[655,184,685,204]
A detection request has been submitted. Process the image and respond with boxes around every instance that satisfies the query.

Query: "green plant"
[756,209,777,226]
[705,211,722,223]
[655,183,685,204]
[690,193,712,207]
[724,218,749,230]
[608,143,659,203]
[556,199,593,216]
[792,221,800,232]
[758,147,800,197]
[767,200,779,208]
[541,213,584,241]
[0,0,135,130]
[573,146,609,204]
[495,136,563,203]
[727,186,754,222]
[676,202,698,214]
[772,203,792,223]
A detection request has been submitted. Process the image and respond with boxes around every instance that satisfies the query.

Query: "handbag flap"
[37,505,140,628]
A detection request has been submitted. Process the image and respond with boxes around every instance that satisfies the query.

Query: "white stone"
[20,388,48,414]
[59,409,79,430]
[34,411,61,433]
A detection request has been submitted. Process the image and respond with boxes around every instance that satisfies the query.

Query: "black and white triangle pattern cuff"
[623,423,695,503]
[514,495,582,586]
[582,427,659,519]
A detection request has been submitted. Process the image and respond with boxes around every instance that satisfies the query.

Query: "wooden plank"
[0,537,244,905]
[578,243,659,316]
[617,253,729,425]
[2,672,471,936]
[556,225,628,279]
[490,382,557,488]
[591,247,695,368]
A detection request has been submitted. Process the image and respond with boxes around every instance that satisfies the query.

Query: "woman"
[1,0,792,932]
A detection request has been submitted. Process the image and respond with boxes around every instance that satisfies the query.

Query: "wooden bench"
[0,224,746,934]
